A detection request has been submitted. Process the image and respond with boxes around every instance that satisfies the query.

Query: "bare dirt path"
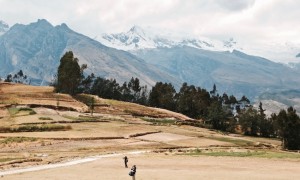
[2,153,300,180]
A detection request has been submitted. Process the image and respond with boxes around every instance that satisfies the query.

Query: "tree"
[90,97,95,116]
[210,84,217,96]
[207,101,228,131]
[222,93,230,104]
[239,107,260,136]
[4,74,12,82]
[4,70,29,84]
[121,82,133,102]
[128,77,142,102]
[91,77,122,100]
[149,82,176,111]
[277,107,300,150]
[258,102,274,137]
[228,95,238,104]
[55,51,84,95]
[176,83,210,118]
[239,95,250,104]
[80,73,95,93]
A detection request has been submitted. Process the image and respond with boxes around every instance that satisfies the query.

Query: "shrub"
[39,117,53,120]
[0,125,72,133]
[1,137,37,144]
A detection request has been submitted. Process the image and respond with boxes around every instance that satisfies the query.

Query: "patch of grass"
[141,117,175,125]
[187,150,266,157]
[184,149,300,159]
[8,107,20,115]
[175,119,207,128]
[39,117,53,120]
[256,151,300,159]
[0,158,23,163]
[8,107,36,116]
[1,137,38,144]
[0,124,72,133]
[209,137,254,146]
[63,115,98,121]
[19,107,34,111]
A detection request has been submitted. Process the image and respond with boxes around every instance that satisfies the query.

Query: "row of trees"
[53,51,148,104]
[239,104,300,150]
[53,51,300,150]
[4,70,30,84]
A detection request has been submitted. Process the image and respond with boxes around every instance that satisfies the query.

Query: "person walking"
[123,156,128,168]
[129,165,136,180]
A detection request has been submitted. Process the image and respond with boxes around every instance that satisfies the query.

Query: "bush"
[1,137,37,144]
[39,117,53,120]
[0,125,72,133]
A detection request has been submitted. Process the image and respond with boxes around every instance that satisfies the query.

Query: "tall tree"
[207,101,228,131]
[277,107,300,150]
[55,51,84,95]
[149,82,176,111]
[176,83,210,118]
[239,107,260,136]
[258,102,274,137]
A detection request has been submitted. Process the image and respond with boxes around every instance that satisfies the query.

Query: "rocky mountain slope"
[0,19,179,86]
[134,46,300,99]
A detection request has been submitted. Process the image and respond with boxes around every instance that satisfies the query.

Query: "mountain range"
[134,47,300,99]
[99,26,300,100]
[0,19,179,86]
[99,25,239,52]
[1,19,300,107]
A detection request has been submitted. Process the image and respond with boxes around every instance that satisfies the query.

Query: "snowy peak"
[101,25,156,50]
[98,25,240,52]
[223,38,237,48]
[0,20,9,35]
[128,25,146,37]
[296,53,300,58]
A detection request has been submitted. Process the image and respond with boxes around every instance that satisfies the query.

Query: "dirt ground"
[1,83,299,179]
[2,153,300,180]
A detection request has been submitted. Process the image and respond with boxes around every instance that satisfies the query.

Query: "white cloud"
[0,0,299,62]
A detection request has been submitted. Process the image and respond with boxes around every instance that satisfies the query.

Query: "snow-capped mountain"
[99,26,300,64]
[0,19,180,86]
[0,20,9,36]
[98,25,240,52]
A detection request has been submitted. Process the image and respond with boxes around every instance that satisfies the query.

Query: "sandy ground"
[1,153,300,180]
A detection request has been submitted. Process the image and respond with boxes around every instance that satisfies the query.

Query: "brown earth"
[0,82,299,179]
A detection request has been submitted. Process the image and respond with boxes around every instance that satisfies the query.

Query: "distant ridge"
[0,19,180,87]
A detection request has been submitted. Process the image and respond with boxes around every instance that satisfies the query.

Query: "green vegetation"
[276,107,300,150]
[0,124,72,133]
[1,137,38,144]
[8,107,20,115]
[62,115,98,121]
[208,137,254,146]
[4,70,29,84]
[54,51,86,95]
[184,149,300,159]
[0,158,23,163]
[8,107,36,116]
[39,117,53,120]
[141,117,175,125]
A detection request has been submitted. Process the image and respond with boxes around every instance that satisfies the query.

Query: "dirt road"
[2,153,300,180]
